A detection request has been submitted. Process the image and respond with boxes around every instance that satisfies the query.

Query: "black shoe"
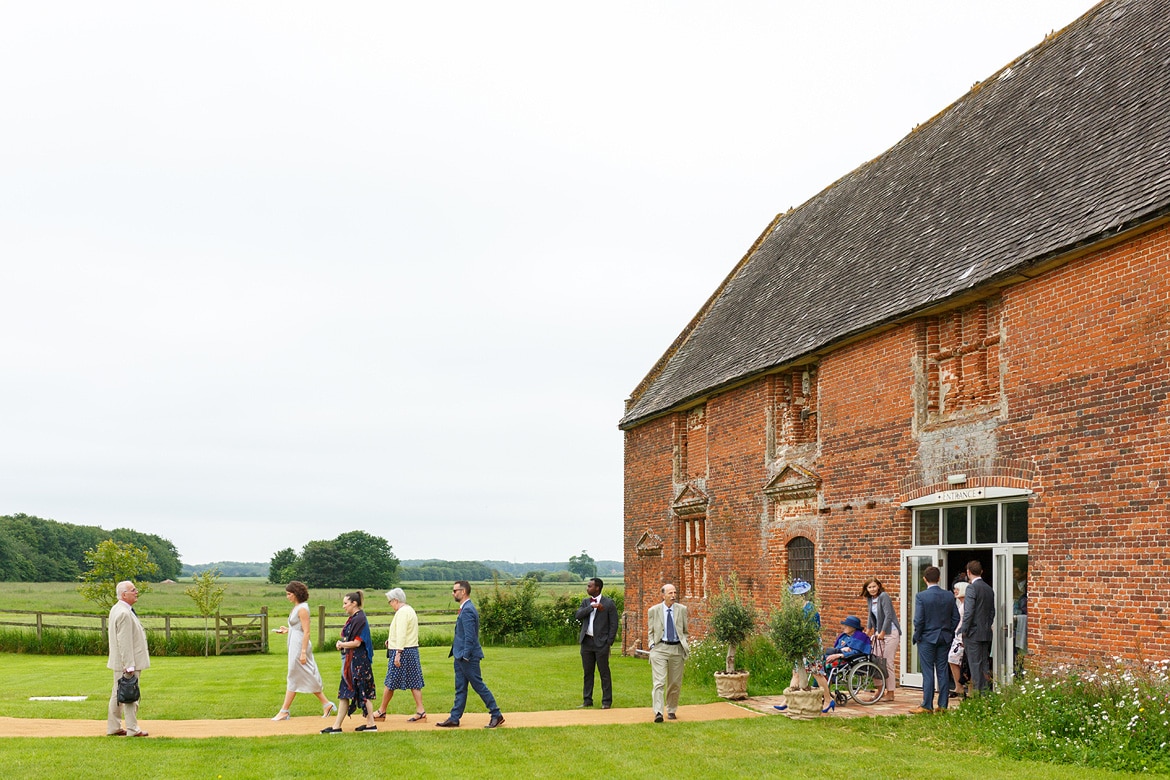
[435,718,460,728]
[355,724,378,732]
[320,727,343,734]
[667,713,677,720]
[654,712,664,723]
[485,715,505,729]
[601,703,611,709]
[577,702,593,708]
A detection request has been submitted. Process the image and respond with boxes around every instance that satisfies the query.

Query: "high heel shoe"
[772,704,788,711]
[271,710,290,721]
[821,700,835,714]
[322,702,337,718]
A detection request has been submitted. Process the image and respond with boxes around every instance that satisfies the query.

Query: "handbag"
[870,638,888,677]
[117,673,140,704]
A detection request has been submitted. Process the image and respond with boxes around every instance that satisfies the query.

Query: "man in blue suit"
[911,566,960,714]
[437,581,505,728]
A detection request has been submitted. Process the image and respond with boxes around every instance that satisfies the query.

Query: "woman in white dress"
[271,580,336,720]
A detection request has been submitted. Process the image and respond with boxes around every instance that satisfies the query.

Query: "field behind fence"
[0,578,602,655]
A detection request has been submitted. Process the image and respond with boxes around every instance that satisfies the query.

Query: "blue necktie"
[666,608,677,642]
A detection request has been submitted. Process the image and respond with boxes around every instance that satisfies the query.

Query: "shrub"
[709,573,758,673]
[479,580,585,647]
[768,580,822,689]
[683,634,790,693]
[958,657,1170,774]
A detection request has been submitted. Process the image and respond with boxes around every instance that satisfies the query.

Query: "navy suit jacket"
[912,585,960,646]
[961,576,996,643]
[450,599,485,661]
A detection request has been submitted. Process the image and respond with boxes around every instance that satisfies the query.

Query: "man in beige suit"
[107,580,150,736]
[647,583,689,722]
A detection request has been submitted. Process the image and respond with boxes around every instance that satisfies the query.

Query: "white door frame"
[899,548,944,688]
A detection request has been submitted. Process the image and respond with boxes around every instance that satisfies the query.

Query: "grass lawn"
[0,646,693,720]
[0,647,1147,779]
[0,715,1140,780]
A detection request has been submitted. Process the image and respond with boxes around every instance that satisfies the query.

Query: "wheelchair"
[817,652,887,706]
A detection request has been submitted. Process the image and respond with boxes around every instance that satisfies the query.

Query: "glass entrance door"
[900,550,941,688]
[993,548,1028,686]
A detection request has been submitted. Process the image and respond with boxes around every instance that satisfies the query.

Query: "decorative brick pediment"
[671,483,710,517]
[635,531,663,556]
[763,464,821,502]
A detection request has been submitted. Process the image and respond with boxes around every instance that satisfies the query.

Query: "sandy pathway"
[0,702,761,738]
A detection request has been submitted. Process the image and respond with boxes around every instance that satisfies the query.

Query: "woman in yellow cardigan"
[372,587,427,722]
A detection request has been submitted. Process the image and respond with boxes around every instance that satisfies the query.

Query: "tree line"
[268,530,399,589]
[0,513,181,582]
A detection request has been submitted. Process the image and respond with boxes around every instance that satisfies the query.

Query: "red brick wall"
[998,224,1170,663]
[624,222,1170,666]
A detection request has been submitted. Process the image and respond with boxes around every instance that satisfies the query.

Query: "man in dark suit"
[437,580,504,728]
[911,565,960,714]
[575,577,618,708]
[961,560,996,694]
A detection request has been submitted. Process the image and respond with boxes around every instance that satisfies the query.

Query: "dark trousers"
[967,640,993,693]
[451,657,500,720]
[918,640,951,710]
[581,638,612,706]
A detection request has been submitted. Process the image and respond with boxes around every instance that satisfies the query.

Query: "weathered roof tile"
[620,0,1170,428]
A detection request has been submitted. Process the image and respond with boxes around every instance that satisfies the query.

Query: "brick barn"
[619,0,1170,689]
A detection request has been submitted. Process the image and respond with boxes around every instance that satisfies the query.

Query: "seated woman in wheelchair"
[811,615,872,713]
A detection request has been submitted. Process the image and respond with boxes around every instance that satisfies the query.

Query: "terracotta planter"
[781,686,824,720]
[713,670,750,700]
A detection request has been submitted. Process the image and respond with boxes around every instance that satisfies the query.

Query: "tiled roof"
[620,0,1170,429]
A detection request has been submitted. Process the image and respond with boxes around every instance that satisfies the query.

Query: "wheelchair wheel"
[834,690,849,705]
[847,660,886,705]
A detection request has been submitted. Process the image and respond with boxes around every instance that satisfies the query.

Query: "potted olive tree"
[768,579,824,719]
[709,573,759,700]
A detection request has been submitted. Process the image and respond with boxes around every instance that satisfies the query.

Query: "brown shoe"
[909,706,933,714]
[107,729,126,736]
[934,706,948,714]
[881,691,896,702]
[129,731,149,737]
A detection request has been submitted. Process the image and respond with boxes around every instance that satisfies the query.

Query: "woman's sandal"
[372,710,387,721]
[321,702,337,718]
[407,711,426,722]
[271,709,290,721]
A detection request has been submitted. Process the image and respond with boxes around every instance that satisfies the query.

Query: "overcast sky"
[0,1,1096,566]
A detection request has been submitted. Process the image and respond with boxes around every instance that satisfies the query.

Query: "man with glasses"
[437,581,504,728]
[107,581,150,736]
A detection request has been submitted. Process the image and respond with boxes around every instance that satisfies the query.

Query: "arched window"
[786,536,815,589]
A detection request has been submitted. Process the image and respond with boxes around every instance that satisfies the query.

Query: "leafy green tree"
[296,540,342,588]
[0,534,33,581]
[111,528,182,580]
[568,550,597,579]
[334,530,399,589]
[185,569,227,656]
[77,540,160,611]
[283,531,399,589]
[268,547,298,584]
[0,514,180,582]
